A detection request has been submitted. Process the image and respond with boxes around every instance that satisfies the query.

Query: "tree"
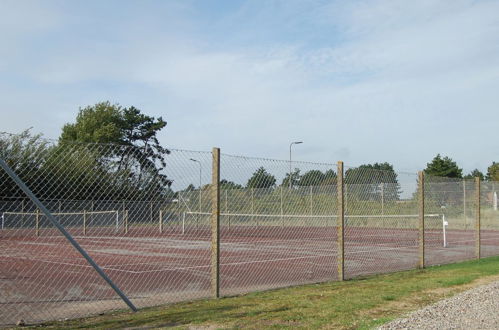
[60,102,123,144]
[246,167,276,189]
[0,129,52,199]
[464,169,485,181]
[345,162,400,200]
[281,169,301,188]
[220,179,243,190]
[298,170,325,186]
[184,184,196,192]
[293,169,337,186]
[487,162,499,181]
[59,102,171,196]
[424,154,463,179]
[321,169,337,185]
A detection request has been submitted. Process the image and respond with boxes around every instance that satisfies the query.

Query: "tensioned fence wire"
[424,175,475,266]
[343,165,422,278]
[2,130,499,326]
[481,181,499,258]
[219,153,339,296]
[0,134,213,325]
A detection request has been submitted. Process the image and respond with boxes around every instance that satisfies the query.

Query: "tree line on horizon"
[1,101,498,202]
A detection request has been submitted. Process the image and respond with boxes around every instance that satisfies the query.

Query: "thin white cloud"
[0,0,498,175]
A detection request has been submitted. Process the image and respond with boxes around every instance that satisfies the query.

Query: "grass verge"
[23,256,499,329]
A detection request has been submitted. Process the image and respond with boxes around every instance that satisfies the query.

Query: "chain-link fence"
[0,138,213,325]
[424,176,476,266]
[1,133,498,325]
[219,153,338,296]
[343,167,421,278]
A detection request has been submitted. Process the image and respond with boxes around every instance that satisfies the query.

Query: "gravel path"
[379,280,499,330]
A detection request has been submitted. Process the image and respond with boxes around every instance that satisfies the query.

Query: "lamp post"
[189,158,202,217]
[289,141,303,189]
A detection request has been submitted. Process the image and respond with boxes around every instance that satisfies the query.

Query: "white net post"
[442,214,448,247]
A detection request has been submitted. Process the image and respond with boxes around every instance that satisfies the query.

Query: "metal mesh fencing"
[424,176,475,266]
[219,153,338,296]
[343,166,420,278]
[481,181,499,257]
[1,131,499,326]
[0,138,213,325]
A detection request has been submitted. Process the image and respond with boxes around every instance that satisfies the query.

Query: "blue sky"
[0,0,498,174]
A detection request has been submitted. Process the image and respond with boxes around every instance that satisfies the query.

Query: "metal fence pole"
[122,201,126,234]
[475,177,481,259]
[21,199,25,228]
[251,188,256,226]
[150,201,153,223]
[124,209,128,234]
[337,161,345,281]
[225,190,229,229]
[463,179,467,229]
[381,183,384,215]
[310,185,313,215]
[159,209,163,233]
[35,209,40,237]
[0,159,137,312]
[211,147,221,298]
[344,183,348,213]
[280,186,284,227]
[418,171,425,269]
[83,209,87,236]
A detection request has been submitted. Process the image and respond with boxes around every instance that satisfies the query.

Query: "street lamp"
[289,141,303,189]
[189,158,202,217]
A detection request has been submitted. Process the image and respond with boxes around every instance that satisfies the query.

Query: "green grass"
[26,256,499,329]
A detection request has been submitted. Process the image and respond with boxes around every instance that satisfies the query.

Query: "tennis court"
[1,142,498,326]
[3,210,496,325]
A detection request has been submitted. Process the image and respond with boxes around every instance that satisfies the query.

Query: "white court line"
[2,255,92,269]
[345,244,418,255]
[4,242,423,275]
[442,238,476,245]
[6,238,416,270]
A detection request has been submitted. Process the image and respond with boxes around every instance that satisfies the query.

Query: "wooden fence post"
[211,147,221,298]
[418,171,425,269]
[337,161,345,281]
[475,177,481,259]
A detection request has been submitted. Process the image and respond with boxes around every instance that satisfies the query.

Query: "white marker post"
[442,214,448,248]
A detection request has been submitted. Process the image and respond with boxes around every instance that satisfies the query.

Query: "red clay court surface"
[2,225,499,325]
